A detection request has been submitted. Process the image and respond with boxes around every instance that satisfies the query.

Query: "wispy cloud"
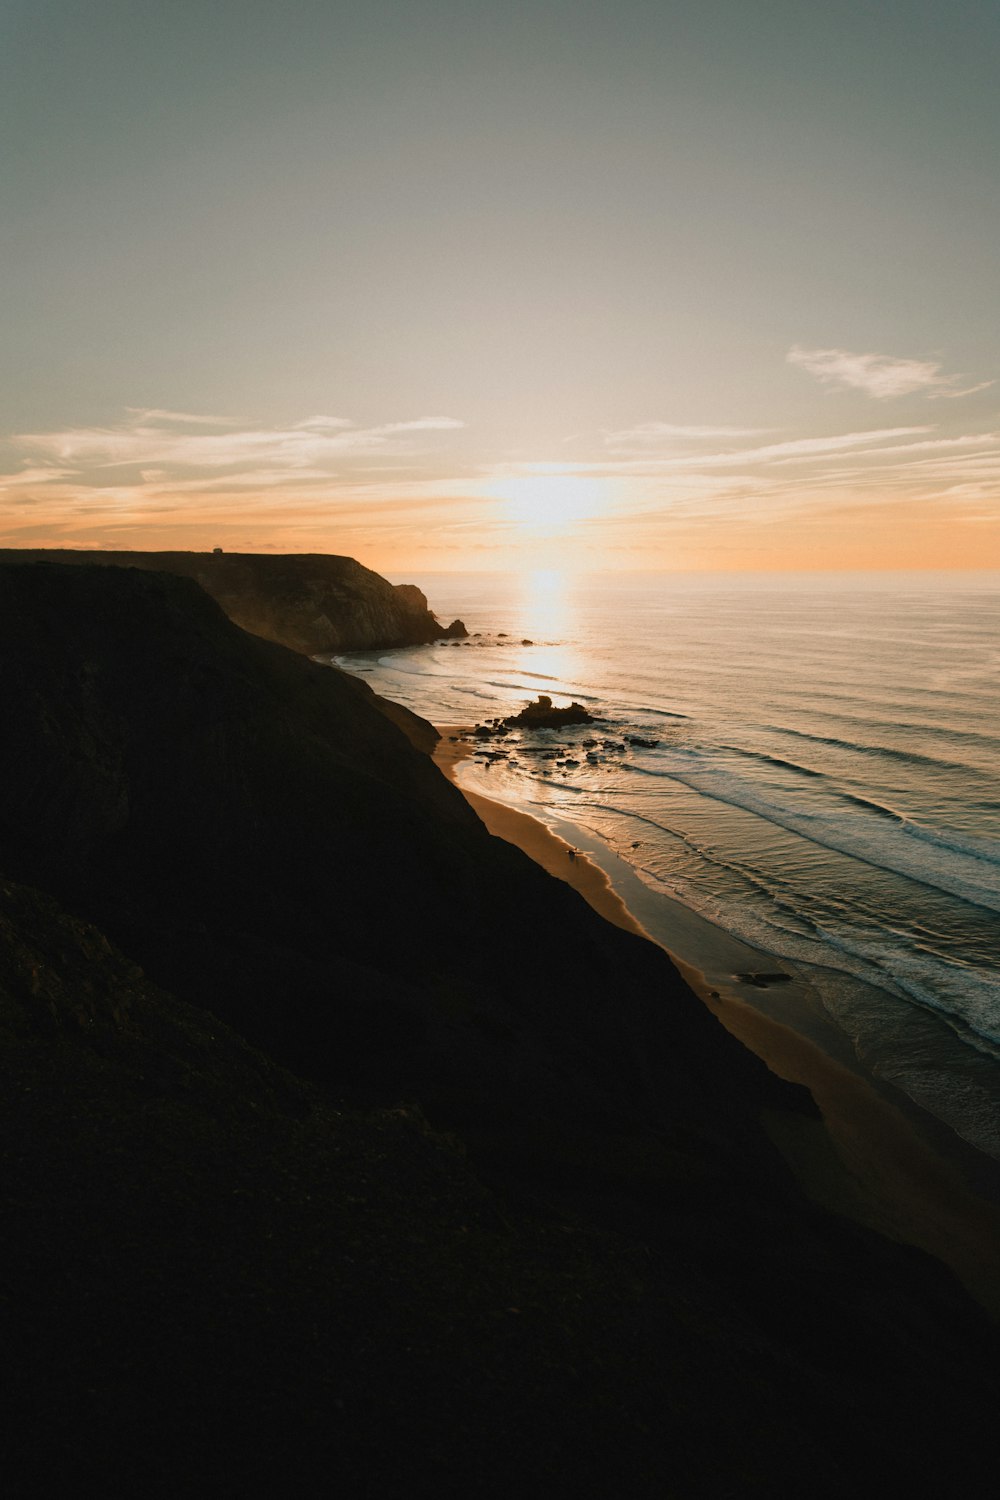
[0,408,472,551]
[292,415,355,431]
[12,410,466,475]
[533,427,931,476]
[4,402,998,567]
[931,382,996,400]
[700,427,931,467]
[0,464,74,487]
[788,346,993,400]
[472,422,1000,542]
[125,407,238,426]
[603,422,772,449]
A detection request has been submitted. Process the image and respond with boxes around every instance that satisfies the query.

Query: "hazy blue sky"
[2,0,998,568]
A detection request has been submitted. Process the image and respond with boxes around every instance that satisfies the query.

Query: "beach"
[435,725,1000,1316]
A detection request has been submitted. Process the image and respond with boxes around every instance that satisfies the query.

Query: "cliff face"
[1,561,997,1496]
[0,561,785,1148]
[0,547,467,653]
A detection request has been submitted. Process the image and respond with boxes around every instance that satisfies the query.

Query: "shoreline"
[434,726,1000,1317]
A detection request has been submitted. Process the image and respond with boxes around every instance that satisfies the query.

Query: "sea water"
[337,571,1000,1162]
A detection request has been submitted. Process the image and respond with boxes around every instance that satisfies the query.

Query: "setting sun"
[490,474,613,534]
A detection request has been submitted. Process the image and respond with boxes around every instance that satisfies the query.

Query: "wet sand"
[435,727,1000,1317]
[433,733,648,938]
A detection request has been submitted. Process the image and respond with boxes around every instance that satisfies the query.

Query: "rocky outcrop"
[1,561,998,1496]
[0,547,468,653]
[502,694,598,729]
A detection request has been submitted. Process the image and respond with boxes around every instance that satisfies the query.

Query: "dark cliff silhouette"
[0,547,467,652]
[0,562,996,1497]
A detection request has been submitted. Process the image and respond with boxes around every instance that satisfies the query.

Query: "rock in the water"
[502,695,597,729]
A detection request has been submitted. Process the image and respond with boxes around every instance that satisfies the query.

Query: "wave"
[764,674,997,715]
[474,725,1000,888]
[794,713,1000,752]
[626,759,1000,916]
[761,723,996,776]
[899,818,1000,870]
[818,927,1000,1056]
[568,804,1000,1063]
[632,705,691,720]
[838,790,905,822]
[487,681,603,703]
[724,745,825,778]
[518,794,826,932]
[746,770,1000,869]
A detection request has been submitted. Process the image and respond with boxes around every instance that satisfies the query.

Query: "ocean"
[336,571,1000,1164]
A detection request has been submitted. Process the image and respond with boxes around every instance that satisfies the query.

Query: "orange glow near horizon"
[3,494,998,575]
[2,414,999,574]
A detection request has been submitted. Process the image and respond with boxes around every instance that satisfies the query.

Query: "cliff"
[0,561,997,1496]
[0,547,467,653]
[0,562,786,1149]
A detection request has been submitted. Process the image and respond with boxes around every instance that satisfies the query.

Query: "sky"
[1,0,998,572]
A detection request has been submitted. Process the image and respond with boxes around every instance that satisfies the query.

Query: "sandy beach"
[435,727,1000,1317]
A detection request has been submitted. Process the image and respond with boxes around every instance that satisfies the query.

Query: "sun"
[526,567,563,594]
[490,473,612,534]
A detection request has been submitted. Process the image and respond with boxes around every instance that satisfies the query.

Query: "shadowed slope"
[1,878,996,1499]
[0,562,793,1169]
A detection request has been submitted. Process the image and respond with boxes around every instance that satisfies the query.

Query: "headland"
[0,546,468,653]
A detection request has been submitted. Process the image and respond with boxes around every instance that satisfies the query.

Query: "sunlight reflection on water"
[519,568,574,640]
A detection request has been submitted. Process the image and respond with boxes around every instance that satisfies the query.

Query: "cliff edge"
[0,547,467,653]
